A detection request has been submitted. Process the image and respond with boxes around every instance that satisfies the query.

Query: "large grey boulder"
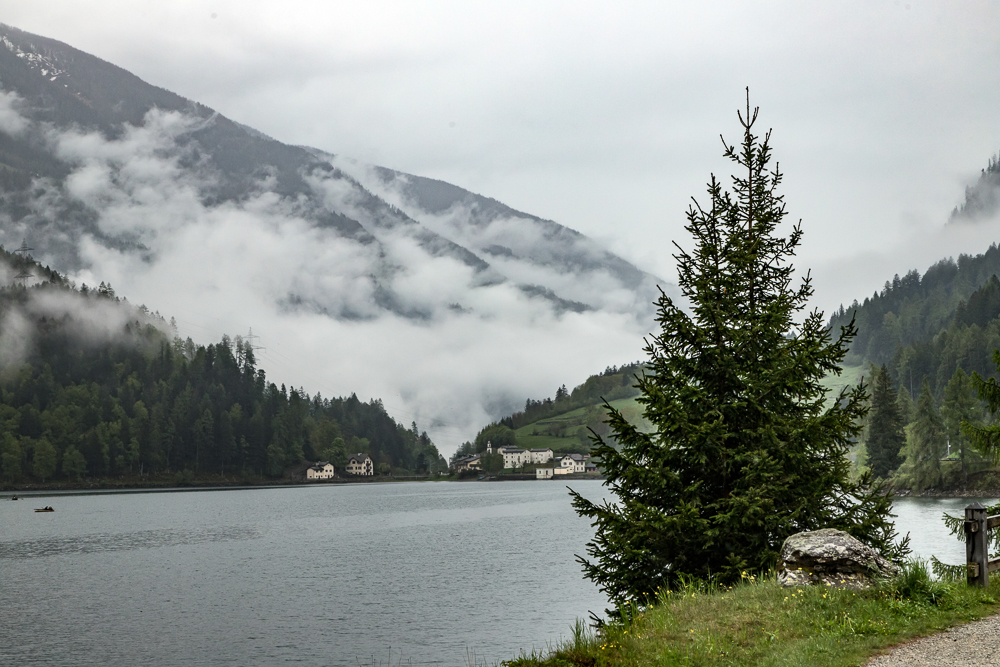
[777,528,899,589]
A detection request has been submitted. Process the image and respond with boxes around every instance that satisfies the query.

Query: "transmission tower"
[245,327,266,355]
[12,238,33,285]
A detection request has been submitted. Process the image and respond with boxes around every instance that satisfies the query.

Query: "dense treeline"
[498,362,644,431]
[828,244,1000,366]
[0,252,442,485]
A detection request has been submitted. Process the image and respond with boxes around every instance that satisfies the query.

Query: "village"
[305,442,598,481]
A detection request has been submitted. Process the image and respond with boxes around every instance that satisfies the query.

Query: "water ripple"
[0,525,261,559]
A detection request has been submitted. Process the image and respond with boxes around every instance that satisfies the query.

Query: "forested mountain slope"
[828,243,1000,369]
[0,249,442,486]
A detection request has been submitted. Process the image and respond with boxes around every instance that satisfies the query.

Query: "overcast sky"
[2,2,1000,449]
[4,1,1000,313]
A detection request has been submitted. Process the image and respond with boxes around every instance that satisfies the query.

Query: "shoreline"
[1,473,605,498]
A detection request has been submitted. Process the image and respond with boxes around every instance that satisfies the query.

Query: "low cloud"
[3,104,653,453]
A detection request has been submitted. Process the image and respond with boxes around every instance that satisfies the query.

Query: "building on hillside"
[536,467,554,480]
[529,448,553,464]
[453,454,482,472]
[500,447,530,469]
[556,454,586,474]
[306,461,336,480]
[346,453,374,475]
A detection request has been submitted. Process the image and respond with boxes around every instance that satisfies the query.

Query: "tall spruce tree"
[942,366,981,486]
[897,378,944,491]
[867,365,906,479]
[570,95,903,604]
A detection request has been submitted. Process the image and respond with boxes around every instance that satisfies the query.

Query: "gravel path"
[864,614,1000,666]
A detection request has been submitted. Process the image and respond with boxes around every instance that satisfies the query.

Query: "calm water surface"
[0,484,989,666]
[1,481,609,666]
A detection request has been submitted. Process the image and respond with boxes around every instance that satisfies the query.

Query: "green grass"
[513,365,864,452]
[505,565,1000,667]
[820,363,866,405]
[514,397,649,452]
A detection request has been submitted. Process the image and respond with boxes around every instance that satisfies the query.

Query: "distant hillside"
[0,251,442,486]
[459,363,645,459]
[828,243,1000,368]
[951,153,1000,222]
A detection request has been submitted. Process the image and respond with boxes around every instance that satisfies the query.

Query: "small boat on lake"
[34,506,54,512]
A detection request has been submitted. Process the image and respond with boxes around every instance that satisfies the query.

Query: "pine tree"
[942,366,982,486]
[570,95,903,604]
[963,350,1000,462]
[867,365,905,479]
[896,383,914,426]
[897,378,944,491]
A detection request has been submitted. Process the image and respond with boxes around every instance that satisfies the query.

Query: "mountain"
[0,249,445,485]
[0,24,667,321]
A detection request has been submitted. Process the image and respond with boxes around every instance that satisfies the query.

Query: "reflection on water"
[0,525,261,559]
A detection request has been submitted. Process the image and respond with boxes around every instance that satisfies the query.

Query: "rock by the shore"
[777,528,898,589]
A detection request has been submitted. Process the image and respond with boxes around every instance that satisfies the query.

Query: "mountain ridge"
[0,23,667,322]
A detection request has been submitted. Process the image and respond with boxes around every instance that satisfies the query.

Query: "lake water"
[0,483,991,666]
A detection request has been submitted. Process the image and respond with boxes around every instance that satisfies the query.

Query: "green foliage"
[963,350,1000,463]
[894,379,944,492]
[570,99,904,606]
[474,422,516,450]
[480,451,504,474]
[866,365,905,479]
[0,250,435,484]
[896,383,914,425]
[1,433,21,482]
[31,437,57,481]
[942,366,983,485]
[61,444,86,480]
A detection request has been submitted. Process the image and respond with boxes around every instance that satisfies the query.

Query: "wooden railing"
[964,502,1000,586]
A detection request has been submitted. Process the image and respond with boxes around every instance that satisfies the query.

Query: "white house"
[529,448,553,464]
[306,461,336,480]
[346,453,374,475]
[536,467,554,480]
[500,447,530,469]
[557,454,586,474]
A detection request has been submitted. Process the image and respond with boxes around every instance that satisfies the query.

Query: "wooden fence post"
[966,502,989,588]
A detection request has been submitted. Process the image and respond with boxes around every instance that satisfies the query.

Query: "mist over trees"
[0,250,441,485]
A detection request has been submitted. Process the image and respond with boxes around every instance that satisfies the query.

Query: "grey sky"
[5,1,1000,309]
[2,2,1000,451]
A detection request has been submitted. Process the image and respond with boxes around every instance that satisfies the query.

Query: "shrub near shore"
[507,565,1000,667]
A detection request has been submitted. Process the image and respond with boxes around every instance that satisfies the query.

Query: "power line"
[12,238,33,285]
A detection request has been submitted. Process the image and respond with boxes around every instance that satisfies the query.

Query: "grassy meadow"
[504,566,1000,667]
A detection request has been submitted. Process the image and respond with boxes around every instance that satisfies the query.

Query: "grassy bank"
[507,566,1000,667]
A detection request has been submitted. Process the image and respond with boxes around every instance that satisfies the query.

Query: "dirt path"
[864,615,1000,666]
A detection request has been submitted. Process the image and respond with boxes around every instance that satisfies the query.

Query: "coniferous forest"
[0,248,443,487]
[825,242,1000,491]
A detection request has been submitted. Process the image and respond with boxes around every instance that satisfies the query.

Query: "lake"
[0,483,990,666]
